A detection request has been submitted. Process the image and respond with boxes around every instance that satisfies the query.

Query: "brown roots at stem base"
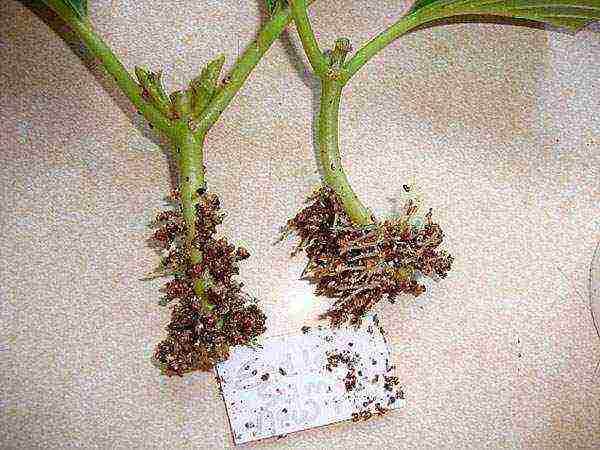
[285,185,454,327]
[151,190,266,376]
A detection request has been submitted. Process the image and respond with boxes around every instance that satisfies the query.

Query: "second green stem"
[318,79,373,226]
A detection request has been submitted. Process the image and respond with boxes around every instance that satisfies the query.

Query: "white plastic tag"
[216,314,405,445]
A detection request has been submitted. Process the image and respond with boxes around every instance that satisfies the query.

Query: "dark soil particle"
[344,370,357,391]
[261,373,270,381]
[360,410,372,420]
[374,403,390,416]
[152,191,267,376]
[383,375,400,392]
[326,350,361,392]
[284,186,453,326]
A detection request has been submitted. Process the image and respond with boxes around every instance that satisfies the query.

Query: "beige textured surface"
[1,1,599,448]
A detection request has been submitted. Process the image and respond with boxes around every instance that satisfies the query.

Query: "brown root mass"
[285,186,453,326]
[152,190,266,376]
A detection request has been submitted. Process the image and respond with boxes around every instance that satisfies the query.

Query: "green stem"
[174,126,209,307]
[340,10,424,83]
[319,79,373,225]
[42,0,176,140]
[341,2,544,83]
[194,0,318,135]
[288,0,329,77]
[289,2,371,224]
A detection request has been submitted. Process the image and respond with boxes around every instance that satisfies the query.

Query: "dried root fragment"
[151,190,266,376]
[285,185,453,326]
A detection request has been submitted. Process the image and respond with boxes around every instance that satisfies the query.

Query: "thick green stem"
[174,127,209,308]
[42,0,176,140]
[319,80,373,225]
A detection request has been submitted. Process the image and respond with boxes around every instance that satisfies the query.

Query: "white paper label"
[216,314,405,445]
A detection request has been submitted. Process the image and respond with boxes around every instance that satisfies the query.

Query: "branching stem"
[42,0,319,311]
[290,2,373,225]
[194,0,318,136]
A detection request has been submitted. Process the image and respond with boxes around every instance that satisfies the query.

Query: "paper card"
[216,315,405,445]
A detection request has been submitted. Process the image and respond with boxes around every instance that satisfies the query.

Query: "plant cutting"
[37,0,321,376]
[283,0,599,326]
[34,0,598,377]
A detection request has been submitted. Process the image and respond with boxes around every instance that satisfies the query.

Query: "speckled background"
[1,1,599,448]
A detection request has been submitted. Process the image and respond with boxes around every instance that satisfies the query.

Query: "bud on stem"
[190,54,226,119]
[134,67,171,117]
[170,90,193,120]
[330,37,352,72]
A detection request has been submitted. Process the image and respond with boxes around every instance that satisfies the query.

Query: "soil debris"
[325,344,404,422]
